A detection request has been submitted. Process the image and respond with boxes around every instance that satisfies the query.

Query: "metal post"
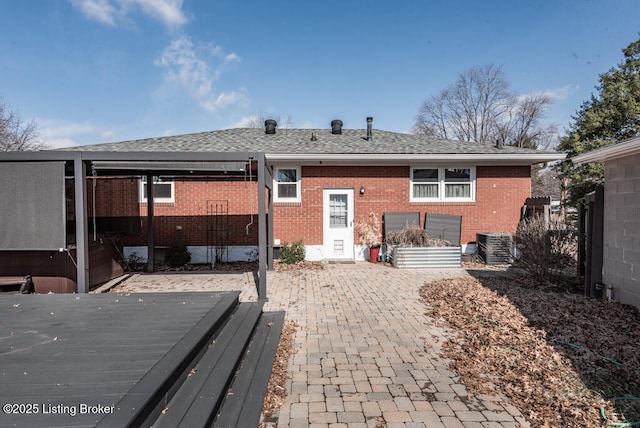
[265,163,274,271]
[589,186,605,298]
[257,154,267,300]
[146,173,155,273]
[268,185,274,271]
[578,200,586,278]
[73,155,89,293]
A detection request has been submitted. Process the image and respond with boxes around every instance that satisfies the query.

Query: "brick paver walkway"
[111,263,529,428]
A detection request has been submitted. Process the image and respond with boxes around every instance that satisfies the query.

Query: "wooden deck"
[0,291,284,427]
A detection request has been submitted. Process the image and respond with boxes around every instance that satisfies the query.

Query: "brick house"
[573,136,640,309]
[79,118,563,263]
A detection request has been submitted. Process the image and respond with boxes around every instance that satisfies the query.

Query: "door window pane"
[329,194,348,228]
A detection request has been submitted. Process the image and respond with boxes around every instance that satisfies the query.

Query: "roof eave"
[0,150,259,162]
[266,153,565,166]
[572,137,640,165]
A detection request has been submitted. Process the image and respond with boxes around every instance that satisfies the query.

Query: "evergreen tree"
[558,35,640,205]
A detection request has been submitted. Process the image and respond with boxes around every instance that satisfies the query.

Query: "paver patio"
[112,263,530,428]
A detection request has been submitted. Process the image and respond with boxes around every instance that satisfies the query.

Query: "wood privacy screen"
[0,161,66,250]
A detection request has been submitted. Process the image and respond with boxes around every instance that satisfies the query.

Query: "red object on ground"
[369,247,380,263]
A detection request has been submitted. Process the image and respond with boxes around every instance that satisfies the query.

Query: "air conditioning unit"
[476,233,512,264]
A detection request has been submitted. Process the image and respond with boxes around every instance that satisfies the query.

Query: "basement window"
[139,176,175,203]
[274,166,301,202]
[411,167,475,202]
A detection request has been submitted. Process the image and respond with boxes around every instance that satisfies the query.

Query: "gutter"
[572,136,640,165]
[265,152,566,166]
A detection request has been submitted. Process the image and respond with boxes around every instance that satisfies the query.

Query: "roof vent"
[310,132,317,142]
[265,119,277,135]
[331,119,343,135]
[366,116,373,141]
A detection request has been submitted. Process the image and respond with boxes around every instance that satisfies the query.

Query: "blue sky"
[1,0,639,148]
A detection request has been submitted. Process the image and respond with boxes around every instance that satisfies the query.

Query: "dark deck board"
[95,292,241,427]
[152,302,264,428]
[0,291,240,428]
[214,311,286,428]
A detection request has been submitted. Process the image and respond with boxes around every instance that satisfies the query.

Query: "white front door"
[323,188,354,260]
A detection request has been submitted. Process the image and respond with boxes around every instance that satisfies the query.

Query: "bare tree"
[497,93,557,149]
[530,161,564,205]
[532,164,562,198]
[413,90,451,139]
[0,99,46,151]
[414,64,555,149]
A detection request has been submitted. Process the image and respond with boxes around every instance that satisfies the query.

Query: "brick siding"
[274,165,531,246]
[89,165,531,248]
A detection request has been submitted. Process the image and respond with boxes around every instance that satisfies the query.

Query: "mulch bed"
[147,260,326,273]
[420,273,640,428]
[260,319,298,426]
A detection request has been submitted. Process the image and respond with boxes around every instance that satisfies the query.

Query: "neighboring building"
[573,136,640,309]
[72,118,562,263]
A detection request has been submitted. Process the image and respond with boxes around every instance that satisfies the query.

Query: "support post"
[264,162,274,271]
[146,173,155,273]
[578,200,586,278]
[74,155,89,293]
[268,185,274,271]
[257,154,267,300]
[588,186,604,298]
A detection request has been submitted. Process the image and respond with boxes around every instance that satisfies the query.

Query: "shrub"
[386,226,430,247]
[514,216,577,279]
[280,240,305,264]
[165,241,191,267]
[355,212,381,247]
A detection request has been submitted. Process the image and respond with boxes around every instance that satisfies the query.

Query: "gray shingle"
[63,128,554,156]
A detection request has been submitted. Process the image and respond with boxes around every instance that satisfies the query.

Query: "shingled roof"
[63,127,564,164]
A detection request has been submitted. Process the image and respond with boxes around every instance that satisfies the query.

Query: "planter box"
[390,246,462,268]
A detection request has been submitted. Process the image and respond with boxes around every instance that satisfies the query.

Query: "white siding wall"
[603,153,640,308]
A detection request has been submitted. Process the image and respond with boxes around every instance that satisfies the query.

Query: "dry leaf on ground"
[420,273,640,428]
[261,319,299,424]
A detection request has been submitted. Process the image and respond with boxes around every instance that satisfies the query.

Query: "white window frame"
[274,166,301,202]
[410,166,476,202]
[139,176,175,203]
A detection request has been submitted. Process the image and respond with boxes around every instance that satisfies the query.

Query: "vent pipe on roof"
[331,119,343,135]
[366,117,373,141]
[265,119,277,135]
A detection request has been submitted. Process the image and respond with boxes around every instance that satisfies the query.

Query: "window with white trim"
[410,167,475,202]
[139,176,175,203]
[274,166,301,202]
